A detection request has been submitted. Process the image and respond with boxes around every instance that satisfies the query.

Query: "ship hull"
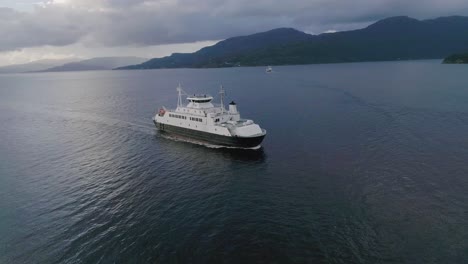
[154,121,265,148]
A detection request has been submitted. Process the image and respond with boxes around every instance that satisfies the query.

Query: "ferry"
[153,85,266,148]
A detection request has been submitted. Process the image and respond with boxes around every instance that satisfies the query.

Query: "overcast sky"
[0,0,467,66]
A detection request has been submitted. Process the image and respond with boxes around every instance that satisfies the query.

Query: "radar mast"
[219,85,225,113]
[177,83,183,107]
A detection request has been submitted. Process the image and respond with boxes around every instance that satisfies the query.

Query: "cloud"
[0,6,88,51]
[0,0,468,52]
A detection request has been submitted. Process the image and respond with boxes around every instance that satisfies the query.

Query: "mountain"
[118,16,468,69]
[443,53,468,63]
[0,58,79,74]
[41,57,148,72]
[119,28,312,69]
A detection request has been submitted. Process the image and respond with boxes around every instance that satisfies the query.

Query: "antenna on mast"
[219,85,225,113]
[177,83,183,107]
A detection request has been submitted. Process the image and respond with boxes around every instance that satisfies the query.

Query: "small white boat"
[266,66,272,73]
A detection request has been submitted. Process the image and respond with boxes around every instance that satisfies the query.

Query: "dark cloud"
[1,0,468,51]
[0,6,88,51]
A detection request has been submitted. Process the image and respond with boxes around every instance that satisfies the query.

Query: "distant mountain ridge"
[0,58,79,74]
[118,15,468,69]
[40,57,148,72]
[119,28,311,69]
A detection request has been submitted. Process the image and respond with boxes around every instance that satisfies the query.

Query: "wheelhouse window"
[190,99,211,103]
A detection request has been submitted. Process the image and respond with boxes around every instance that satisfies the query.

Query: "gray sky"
[0,0,467,66]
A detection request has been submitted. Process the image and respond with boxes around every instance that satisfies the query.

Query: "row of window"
[169,114,186,120]
[169,113,203,122]
[190,117,203,122]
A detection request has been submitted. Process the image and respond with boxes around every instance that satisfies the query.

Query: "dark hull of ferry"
[154,121,265,148]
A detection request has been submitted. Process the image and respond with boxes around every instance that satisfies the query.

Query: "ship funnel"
[229,101,238,114]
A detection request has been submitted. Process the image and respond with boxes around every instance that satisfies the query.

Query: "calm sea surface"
[1,60,468,263]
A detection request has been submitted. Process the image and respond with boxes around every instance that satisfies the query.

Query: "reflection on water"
[1,61,468,263]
